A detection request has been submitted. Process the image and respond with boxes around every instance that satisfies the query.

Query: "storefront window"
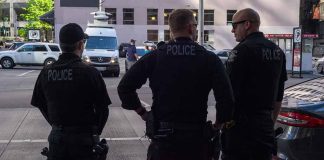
[302,38,313,53]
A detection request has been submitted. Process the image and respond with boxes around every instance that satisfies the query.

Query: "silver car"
[315,56,324,74]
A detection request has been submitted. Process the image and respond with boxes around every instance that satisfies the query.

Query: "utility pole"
[198,0,204,44]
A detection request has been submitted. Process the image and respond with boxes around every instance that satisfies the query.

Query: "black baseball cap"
[59,23,88,44]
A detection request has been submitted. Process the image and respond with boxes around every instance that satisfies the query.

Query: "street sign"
[28,30,40,40]
[292,27,303,78]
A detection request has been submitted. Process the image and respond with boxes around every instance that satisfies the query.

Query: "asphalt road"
[0,58,318,160]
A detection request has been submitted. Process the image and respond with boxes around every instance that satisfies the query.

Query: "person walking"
[222,8,287,160]
[118,9,234,160]
[125,39,138,71]
[31,23,111,160]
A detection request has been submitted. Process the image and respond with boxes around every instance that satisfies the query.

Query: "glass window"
[85,36,117,50]
[164,9,173,25]
[204,30,214,43]
[105,8,117,24]
[164,30,171,41]
[147,30,158,42]
[147,9,158,25]
[204,10,214,25]
[285,39,292,51]
[227,10,237,25]
[0,27,10,37]
[34,45,48,51]
[49,45,60,52]
[123,8,134,25]
[18,45,33,52]
[191,9,198,22]
[0,7,10,22]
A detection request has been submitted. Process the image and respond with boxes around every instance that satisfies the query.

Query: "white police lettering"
[166,45,196,55]
[262,48,281,61]
[48,69,73,81]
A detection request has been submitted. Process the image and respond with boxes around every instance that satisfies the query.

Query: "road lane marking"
[0,137,149,144]
[140,100,151,108]
[17,70,35,77]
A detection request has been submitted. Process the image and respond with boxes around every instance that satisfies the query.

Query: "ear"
[77,40,84,50]
[188,24,194,34]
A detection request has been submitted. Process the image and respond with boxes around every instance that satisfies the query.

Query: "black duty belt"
[52,125,97,133]
[159,122,204,131]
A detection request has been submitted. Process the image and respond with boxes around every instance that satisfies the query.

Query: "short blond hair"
[168,9,195,33]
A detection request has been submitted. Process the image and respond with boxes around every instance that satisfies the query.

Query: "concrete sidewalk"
[285,73,322,88]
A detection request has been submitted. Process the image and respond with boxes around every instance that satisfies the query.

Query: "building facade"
[0,0,28,38]
[54,0,300,50]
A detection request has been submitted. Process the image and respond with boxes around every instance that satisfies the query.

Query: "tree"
[20,0,53,40]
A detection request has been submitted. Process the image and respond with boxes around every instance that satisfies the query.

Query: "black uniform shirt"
[118,37,234,124]
[31,53,111,127]
[226,32,288,115]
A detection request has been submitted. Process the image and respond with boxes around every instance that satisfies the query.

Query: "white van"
[82,11,120,77]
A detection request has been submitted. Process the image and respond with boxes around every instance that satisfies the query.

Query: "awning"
[39,10,54,25]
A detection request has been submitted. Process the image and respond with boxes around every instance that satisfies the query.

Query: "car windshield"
[203,44,216,51]
[85,36,117,50]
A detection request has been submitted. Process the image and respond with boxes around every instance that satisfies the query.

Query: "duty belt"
[52,125,97,133]
[159,122,205,131]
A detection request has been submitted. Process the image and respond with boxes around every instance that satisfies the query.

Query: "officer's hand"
[213,123,224,130]
[135,106,148,121]
[140,111,148,121]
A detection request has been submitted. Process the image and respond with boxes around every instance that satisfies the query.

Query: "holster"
[93,136,109,160]
[204,121,221,160]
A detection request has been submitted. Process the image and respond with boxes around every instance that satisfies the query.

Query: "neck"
[172,34,193,41]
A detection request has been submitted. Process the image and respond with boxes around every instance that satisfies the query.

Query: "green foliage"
[18,28,27,39]
[21,0,53,31]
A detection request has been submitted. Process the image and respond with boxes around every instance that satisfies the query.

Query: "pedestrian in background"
[118,9,234,160]
[31,23,111,160]
[222,8,287,160]
[126,39,138,71]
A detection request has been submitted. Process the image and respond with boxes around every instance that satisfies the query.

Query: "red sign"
[293,48,301,67]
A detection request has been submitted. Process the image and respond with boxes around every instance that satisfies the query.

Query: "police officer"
[31,23,111,160]
[125,39,138,71]
[222,8,287,160]
[118,9,234,160]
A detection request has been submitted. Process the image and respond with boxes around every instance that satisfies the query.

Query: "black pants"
[47,128,96,160]
[147,139,212,160]
[221,114,274,160]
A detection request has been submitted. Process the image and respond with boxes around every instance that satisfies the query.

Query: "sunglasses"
[232,20,249,29]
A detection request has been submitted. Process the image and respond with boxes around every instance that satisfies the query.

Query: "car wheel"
[44,58,55,66]
[1,57,14,69]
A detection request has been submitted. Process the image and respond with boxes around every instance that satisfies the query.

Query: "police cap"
[59,23,88,44]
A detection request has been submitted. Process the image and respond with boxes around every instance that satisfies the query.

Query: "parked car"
[4,40,14,48]
[314,56,324,74]
[275,76,324,160]
[9,42,25,50]
[0,43,61,69]
[125,46,149,71]
[202,43,217,53]
[215,49,231,64]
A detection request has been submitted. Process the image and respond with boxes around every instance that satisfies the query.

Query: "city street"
[0,58,220,160]
[0,58,320,160]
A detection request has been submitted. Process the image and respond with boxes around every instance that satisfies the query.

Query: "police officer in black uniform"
[31,23,111,160]
[222,8,287,160]
[118,9,235,160]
